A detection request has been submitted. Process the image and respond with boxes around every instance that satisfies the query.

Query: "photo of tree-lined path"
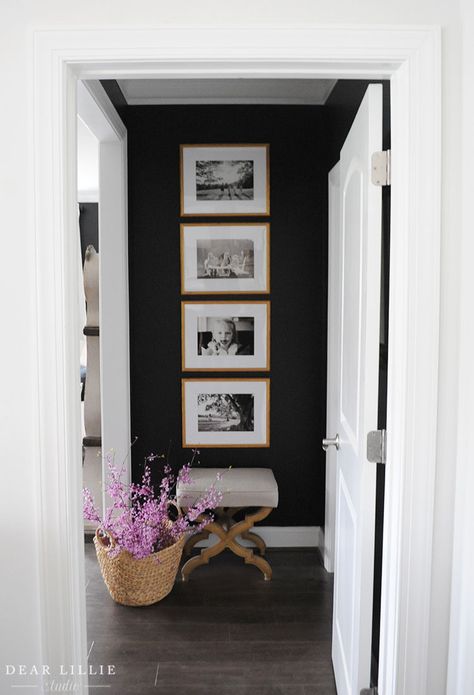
[196,160,254,200]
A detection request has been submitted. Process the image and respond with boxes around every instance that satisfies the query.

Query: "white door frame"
[33,26,441,695]
[77,80,131,510]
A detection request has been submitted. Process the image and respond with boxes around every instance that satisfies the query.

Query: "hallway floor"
[85,543,337,694]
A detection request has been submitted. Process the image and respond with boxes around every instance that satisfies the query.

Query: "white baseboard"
[82,526,324,548]
[195,526,323,548]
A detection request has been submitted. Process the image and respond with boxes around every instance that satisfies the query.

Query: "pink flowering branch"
[83,448,224,560]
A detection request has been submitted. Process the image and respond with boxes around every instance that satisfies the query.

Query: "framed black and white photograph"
[182,301,270,371]
[182,379,270,448]
[180,223,270,294]
[180,144,270,216]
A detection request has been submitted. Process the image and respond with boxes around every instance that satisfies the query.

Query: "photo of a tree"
[182,378,269,447]
[197,393,254,432]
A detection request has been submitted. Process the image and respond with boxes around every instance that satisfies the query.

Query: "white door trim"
[77,80,131,509]
[32,26,441,695]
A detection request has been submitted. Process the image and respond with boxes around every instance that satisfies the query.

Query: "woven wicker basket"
[94,529,185,606]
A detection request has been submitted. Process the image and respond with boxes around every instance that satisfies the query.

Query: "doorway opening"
[78,76,390,694]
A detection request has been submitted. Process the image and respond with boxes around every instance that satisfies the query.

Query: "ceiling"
[78,78,337,199]
[117,78,337,105]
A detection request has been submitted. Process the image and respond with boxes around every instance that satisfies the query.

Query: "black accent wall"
[126,106,329,526]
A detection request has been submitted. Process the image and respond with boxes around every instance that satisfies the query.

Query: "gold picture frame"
[180,222,270,295]
[182,378,270,448]
[181,300,271,372]
[180,144,270,217]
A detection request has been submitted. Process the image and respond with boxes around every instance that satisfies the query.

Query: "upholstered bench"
[177,468,278,581]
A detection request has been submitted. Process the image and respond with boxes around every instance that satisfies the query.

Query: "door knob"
[322,434,340,451]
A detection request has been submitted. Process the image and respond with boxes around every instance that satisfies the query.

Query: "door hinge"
[360,688,378,695]
[367,429,386,464]
[371,150,391,186]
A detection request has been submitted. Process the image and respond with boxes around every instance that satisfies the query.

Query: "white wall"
[77,117,99,202]
[0,1,470,693]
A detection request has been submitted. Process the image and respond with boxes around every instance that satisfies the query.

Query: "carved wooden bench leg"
[240,530,267,556]
[226,535,272,580]
[224,508,266,555]
[183,529,211,558]
[181,520,228,581]
[226,507,272,580]
[181,506,273,581]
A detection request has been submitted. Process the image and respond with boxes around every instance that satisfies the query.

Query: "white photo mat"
[180,144,270,216]
[182,379,270,448]
[180,223,270,294]
[182,301,270,371]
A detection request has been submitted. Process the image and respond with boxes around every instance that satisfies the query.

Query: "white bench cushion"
[177,467,278,508]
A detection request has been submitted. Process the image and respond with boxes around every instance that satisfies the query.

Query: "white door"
[327,84,383,695]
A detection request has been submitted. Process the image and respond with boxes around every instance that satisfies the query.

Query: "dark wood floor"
[85,543,337,695]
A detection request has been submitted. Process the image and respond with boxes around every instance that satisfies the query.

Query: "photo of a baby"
[182,301,269,371]
[198,317,254,357]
